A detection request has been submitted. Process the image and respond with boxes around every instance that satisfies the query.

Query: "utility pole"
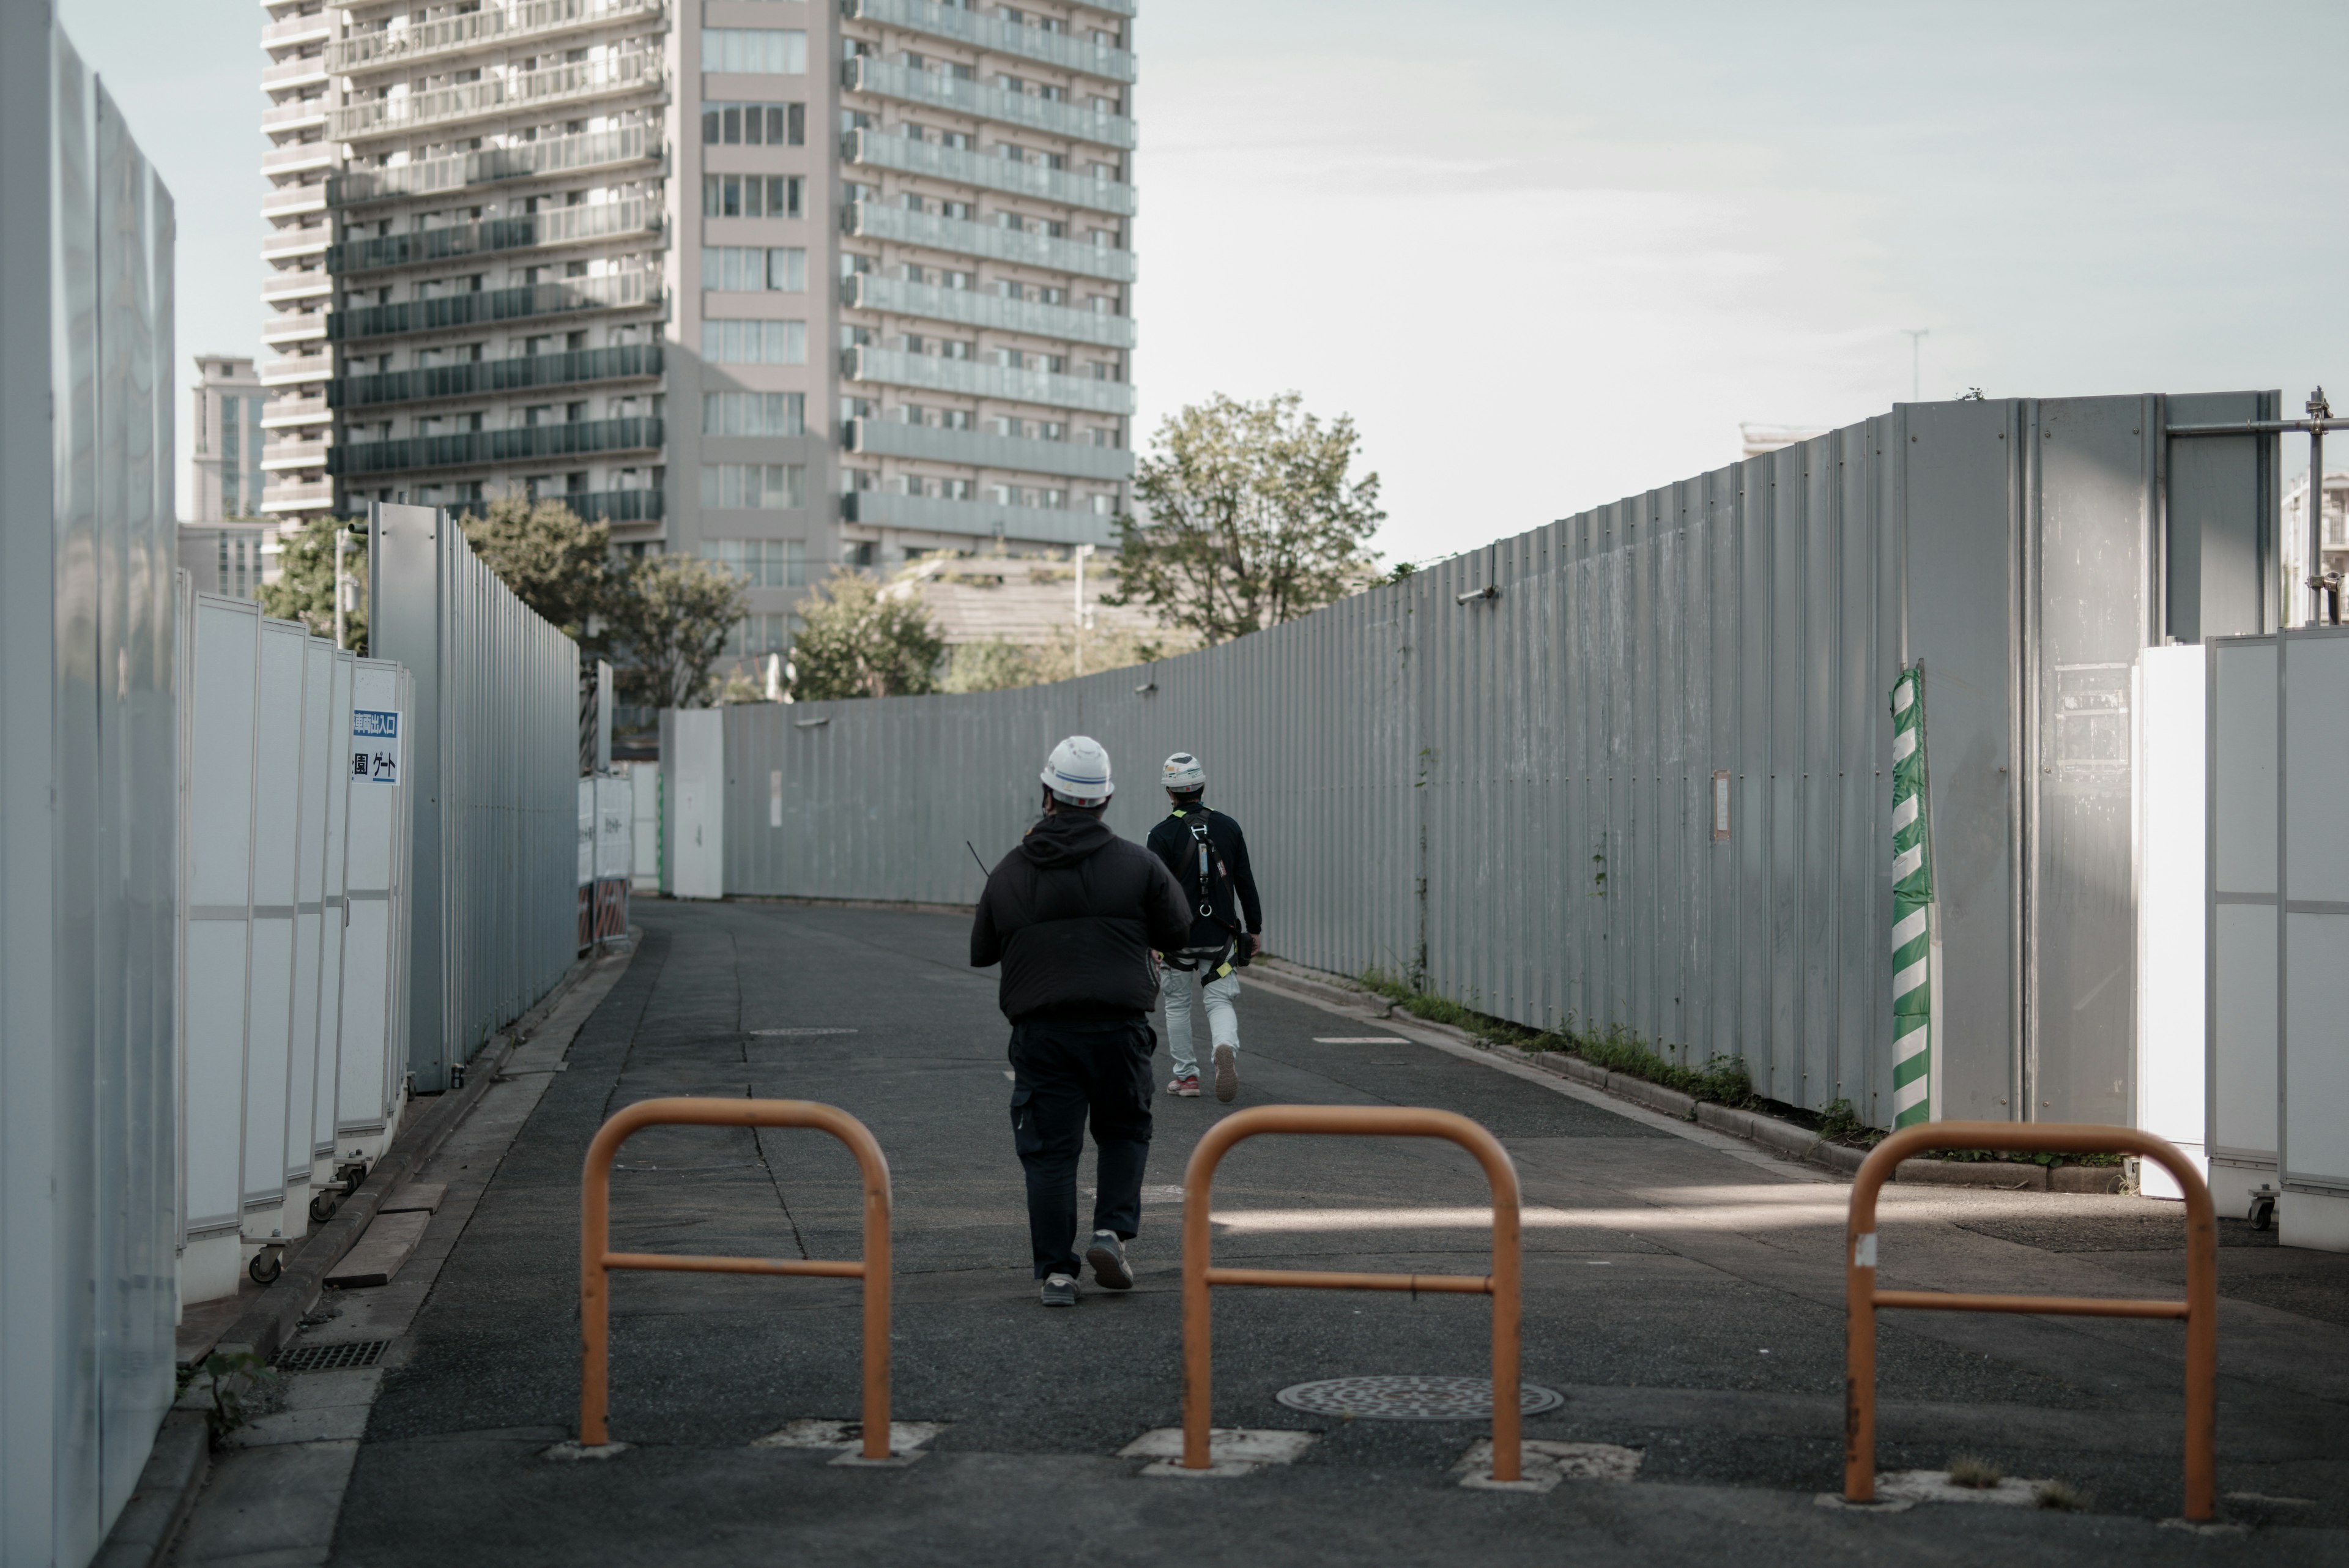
[1902,329,1929,403]
[334,526,351,650]
[1072,543,1094,676]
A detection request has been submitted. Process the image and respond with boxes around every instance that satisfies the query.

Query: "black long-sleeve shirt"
[1145,805,1263,953]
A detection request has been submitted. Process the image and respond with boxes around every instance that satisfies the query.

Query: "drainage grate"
[1275,1375,1564,1421]
[276,1340,390,1373]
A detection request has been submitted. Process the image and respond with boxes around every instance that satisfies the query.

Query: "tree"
[258,516,366,652]
[457,496,612,644]
[1104,392,1385,645]
[789,570,945,700]
[603,554,749,708]
[941,638,1039,693]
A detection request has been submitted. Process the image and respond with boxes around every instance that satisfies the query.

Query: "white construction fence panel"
[2205,636,2279,1217]
[340,661,413,1161]
[2278,631,2349,1249]
[2134,645,2205,1201]
[243,619,305,1249]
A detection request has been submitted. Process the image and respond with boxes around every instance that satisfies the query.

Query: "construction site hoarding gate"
[710,392,2280,1125]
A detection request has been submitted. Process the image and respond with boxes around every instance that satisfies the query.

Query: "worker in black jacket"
[1144,752,1263,1104]
[971,735,1191,1307]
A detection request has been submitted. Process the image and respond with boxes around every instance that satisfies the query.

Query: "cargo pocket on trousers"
[1009,1083,1044,1158]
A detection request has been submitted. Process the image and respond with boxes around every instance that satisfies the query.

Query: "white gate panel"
[314,648,355,1168]
[628,760,659,892]
[339,660,406,1158]
[667,709,724,899]
[2206,636,2279,1216]
[596,775,633,882]
[283,637,333,1208]
[242,620,306,1243]
[2279,631,2349,1247]
[2135,646,2206,1200]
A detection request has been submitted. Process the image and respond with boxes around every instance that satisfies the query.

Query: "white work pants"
[1162,963,1241,1080]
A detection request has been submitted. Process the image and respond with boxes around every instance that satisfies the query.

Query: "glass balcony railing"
[329,344,662,411]
[842,128,1134,217]
[329,197,661,275]
[846,59,1134,150]
[843,489,1116,548]
[845,346,1134,417]
[328,52,664,142]
[846,417,1134,482]
[327,271,661,343]
[453,488,664,524]
[328,0,663,76]
[848,202,1135,283]
[845,273,1133,350]
[328,416,664,477]
[847,0,1134,84]
[327,125,658,209]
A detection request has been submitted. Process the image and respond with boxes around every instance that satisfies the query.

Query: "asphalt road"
[320,899,2348,1566]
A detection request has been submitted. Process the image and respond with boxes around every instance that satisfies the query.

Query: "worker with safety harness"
[971,737,1193,1307]
[1145,752,1264,1103]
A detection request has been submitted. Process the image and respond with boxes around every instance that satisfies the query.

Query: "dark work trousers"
[1007,1017,1156,1279]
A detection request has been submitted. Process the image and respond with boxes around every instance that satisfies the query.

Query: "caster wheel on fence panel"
[250,1249,284,1287]
[310,1192,339,1225]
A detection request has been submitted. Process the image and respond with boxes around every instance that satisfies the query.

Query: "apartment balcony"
[847,0,1135,84]
[328,125,658,208]
[261,97,328,132]
[261,269,332,304]
[848,202,1135,283]
[328,196,661,275]
[842,128,1134,217]
[453,487,663,524]
[845,59,1135,151]
[261,54,330,92]
[847,417,1134,483]
[262,223,332,261]
[261,440,331,472]
[328,344,662,411]
[843,489,1116,549]
[328,51,665,143]
[261,396,329,428]
[261,354,332,387]
[261,310,329,346]
[328,416,664,477]
[330,0,662,76]
[846,273,1134,351]
[261,479,335,513]
[262,139,335,176]
[262,182,328,218]
[261,12,333,48]
[845,346,1134,416]
[1075,0,1137,14]
[328,270,662,343]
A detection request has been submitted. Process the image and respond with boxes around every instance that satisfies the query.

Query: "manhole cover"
[276,1340,389,1373]
[1275,1375,1563,1420]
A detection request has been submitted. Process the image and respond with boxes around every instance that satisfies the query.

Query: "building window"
[700,463,806,510]
[701,174,802,219]
[702,28,806,74]
[701,319,806,365]
[724,612,796,657]
[700,101,806,146]
[701,246,806,292]
[708,538,807,587]
[702,392,806,436]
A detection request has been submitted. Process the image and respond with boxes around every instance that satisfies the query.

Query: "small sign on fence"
[353,708,402,786]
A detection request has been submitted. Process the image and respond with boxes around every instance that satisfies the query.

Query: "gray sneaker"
[1213,1043,1239,1103]
[1086,1231,1133,1290]
[1040,1273,1080,1307]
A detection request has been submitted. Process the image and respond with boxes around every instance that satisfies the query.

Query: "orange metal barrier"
[1844,1123,2216,1519]
[579,1098,894,1458]
[1181,1105,1524,1481]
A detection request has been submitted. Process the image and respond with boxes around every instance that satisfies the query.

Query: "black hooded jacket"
[970,811,1192,1024]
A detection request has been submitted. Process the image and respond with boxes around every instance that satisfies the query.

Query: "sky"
[62,0,2349,565]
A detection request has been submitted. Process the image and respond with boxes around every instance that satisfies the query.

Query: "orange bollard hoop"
[1842,1123,2216,1520]
[579,1097,894,1459]
[1181,1105,1524,1483]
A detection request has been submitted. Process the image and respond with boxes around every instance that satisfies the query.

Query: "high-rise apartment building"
[258,0,1137,667]
[181,355,278,600]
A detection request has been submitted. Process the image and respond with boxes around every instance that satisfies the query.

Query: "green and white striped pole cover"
[1890,663,1932,1127]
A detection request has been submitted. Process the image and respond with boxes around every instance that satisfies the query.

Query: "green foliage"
[603,554,749,709]
[942,637,1040,694]
[1388,560,1419,584]
[1105,392,1384,645]
[257,518,366,651]
[1817,1096,1874,1145]
[788,570,946,700]
[458,496,612,644]
[198,1349,278,1440]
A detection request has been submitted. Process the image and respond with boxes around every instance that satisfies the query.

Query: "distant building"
[182,355,279,600]
[2282,469,2349,623]
[1739,422,1829,460]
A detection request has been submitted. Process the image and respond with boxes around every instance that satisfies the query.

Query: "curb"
[106,946,618,1568]
[1242,960,2117,1192]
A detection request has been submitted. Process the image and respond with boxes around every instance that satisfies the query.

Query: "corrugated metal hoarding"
[719,393,2276,1129]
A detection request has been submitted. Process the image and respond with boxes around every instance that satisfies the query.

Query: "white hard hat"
[1162,752,1205,792]
[1041,735,1115,806]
